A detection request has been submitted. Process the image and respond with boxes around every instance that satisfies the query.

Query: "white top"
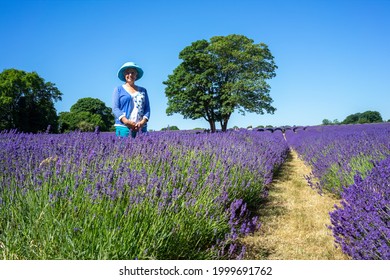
[122,85,142,123]
[129,92,140,122]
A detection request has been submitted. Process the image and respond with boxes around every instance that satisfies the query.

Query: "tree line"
[322,110,387,125]
[0,69,114,133]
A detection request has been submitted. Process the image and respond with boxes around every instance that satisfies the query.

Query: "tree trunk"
[208,120,216,133]
[221,116,229,132]
[221,121,227,132]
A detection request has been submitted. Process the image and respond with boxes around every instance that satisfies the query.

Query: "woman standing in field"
[112,62,150,138]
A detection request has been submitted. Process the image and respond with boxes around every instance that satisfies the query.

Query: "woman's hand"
[135,118,147,131]
[122,117,138,131]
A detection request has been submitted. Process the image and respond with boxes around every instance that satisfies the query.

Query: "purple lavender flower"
[329,155,390,259]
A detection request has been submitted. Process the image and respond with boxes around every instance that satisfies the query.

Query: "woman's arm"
[142,89,151,120]
[112,87,125,120]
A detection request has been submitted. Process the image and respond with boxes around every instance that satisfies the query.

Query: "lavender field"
[0,129,288,259]
[286,123,390,259]
[1,123,389,260]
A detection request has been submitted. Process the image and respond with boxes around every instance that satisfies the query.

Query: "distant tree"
[342,113,361,124]
[322,119,340,125]
[70,97,114,130]
[359,111,383,123]
[161,125,179,131]
[342,111,383,124]
[59,98,113,132]
[77,120,96,132]
[163,34,277,132]
[0,69,62,132]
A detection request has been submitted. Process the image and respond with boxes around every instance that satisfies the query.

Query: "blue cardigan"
[112,85,151,127]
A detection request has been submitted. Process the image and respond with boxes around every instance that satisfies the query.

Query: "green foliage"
[322,155,378,195]
[161,125,180,131]
[342,111,383,124]
[322,119,340,125]
[59,98,114,132]
[0,69,62,133]
[163,34,277,132]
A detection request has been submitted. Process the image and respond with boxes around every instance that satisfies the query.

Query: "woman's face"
[124,68,138,83]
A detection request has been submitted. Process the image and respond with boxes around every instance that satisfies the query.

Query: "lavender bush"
[0,129,288,259]
[286,123,390,195]
[329,155,390,259]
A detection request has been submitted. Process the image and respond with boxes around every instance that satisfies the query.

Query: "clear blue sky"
[1,0,389,130]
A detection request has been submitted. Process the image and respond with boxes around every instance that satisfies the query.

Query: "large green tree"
[59,97,113,132]
[0,69,62,133]
[163,34,277,132]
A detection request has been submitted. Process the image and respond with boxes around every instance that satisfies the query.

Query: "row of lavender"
[286,123,390,259]
[0,129,288,259]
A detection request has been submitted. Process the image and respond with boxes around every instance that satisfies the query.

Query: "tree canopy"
[58,97,113,132]
[342,111,383,124]
[0,68,62,133]
[163,34,277,132]
[322,119,340,125]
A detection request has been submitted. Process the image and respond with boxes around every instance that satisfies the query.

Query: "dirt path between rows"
[243,149,349,260]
